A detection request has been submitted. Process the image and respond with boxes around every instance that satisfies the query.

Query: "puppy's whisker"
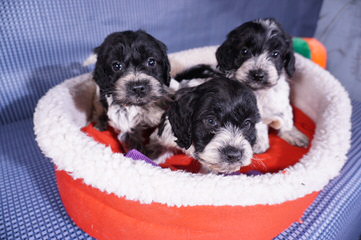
[251,156,263,161]
[250,158,267,170]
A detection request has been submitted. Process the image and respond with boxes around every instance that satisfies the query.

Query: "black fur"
[176,19,295,90]
[167,87,196,149]
[157,113,167,137]
[92,30,171,152]
[93,30,171,109]
[167,77,260,153]
[216,18,295,82]
[174,64,222,81]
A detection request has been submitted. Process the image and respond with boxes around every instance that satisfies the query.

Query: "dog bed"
[34,40,351,240]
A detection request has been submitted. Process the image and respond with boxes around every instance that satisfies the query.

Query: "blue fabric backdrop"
[0,0,323,125]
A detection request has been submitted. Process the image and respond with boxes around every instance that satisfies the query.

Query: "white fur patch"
[255,74,291,127]
[113,72,164,103]
[253,74,310,147]
[233,52,279,88]
[106,94,164,136]
[196,124,253,173]
[253,122,270,154]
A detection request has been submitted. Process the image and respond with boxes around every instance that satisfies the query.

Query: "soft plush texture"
[34,46,351,207]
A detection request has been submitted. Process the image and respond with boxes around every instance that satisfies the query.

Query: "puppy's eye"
[271,50,280,58]
[112,61,123,71]
[242,119,252,129]
[241,48,249,56]
[204,117,219,128]
[147,57,156,67]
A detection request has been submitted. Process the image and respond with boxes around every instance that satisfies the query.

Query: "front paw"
[94,121,108,131]
[279,127,309,148]
[93,112,109,131]
[253,137,270,154]
[153,151,174,164]
[119,132,146,153]
[144,142,174,164]
[254,122,270,154]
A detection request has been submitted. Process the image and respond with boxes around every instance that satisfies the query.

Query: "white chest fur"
[106,95,164,134]
[255,75,292,130]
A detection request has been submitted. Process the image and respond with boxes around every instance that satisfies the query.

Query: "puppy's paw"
[93,112,109,131]
[153,151,174,164]
[279,127,309,148]
[94,121,109,131]
[144,142,173,164]
[253,137,270,154]
[253,122,270,154]
[119,132,146,153]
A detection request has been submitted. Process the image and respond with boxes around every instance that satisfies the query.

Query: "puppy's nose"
[221,146,244,163]
[132,85,146,94]
[128,81,150,97]
[250,69,265,81]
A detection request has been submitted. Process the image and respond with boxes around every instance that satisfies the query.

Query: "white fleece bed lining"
[34,46,352,207]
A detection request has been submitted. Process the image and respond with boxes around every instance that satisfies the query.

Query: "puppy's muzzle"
[127,80,151,98]
[220,145,244,163]
[249,69,268,83]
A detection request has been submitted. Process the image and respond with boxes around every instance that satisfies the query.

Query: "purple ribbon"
[125,149,262,176]
[125,149,159,166]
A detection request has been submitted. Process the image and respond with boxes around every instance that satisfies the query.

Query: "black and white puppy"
[149,77,260,174]
[176,18,309,153]
[216,18,309,152]
[91,30,171,151]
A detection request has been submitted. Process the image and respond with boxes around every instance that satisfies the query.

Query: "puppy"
[216,18,309,152]
[148,77,260,174]
[91,30,171,151]
[176,18,309,153]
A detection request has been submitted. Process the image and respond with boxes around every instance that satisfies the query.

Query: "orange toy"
[303,38,328,68]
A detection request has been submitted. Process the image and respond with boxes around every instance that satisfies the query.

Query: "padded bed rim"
[34,46,352,207]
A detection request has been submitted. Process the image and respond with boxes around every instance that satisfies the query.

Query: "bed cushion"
[1,101,361,239]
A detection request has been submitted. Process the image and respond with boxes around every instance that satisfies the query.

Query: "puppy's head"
[93,30,170,106]
[168,77,260,173]
[216,18,295,90]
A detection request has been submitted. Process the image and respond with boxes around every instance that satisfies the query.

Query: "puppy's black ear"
[216,40,236,73]
[155,39,171,86]
[284,34,296,77]
[93,62,112,96]
[167,88,197,149]
[161,56,171,86]
[93,66,107,87]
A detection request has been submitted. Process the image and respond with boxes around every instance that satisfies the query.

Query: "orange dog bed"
[60,107,316,240]
[34,40,352,240]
